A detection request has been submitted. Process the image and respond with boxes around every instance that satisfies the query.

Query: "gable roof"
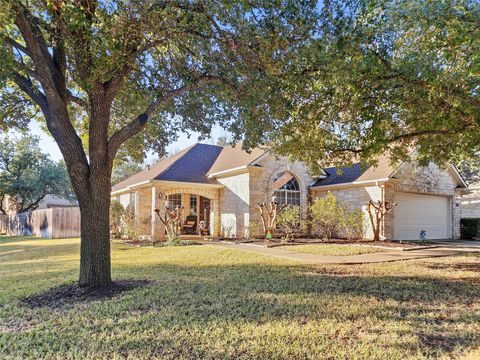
[312,155,397,187]
[206,142,266,176]
[112,143,222,192]
[312,154,468,189]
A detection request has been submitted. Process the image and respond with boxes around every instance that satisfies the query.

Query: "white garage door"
[394,192,450,240]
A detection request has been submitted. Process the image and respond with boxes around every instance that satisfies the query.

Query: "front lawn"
[1,236,479,359]
[280,244,384,256]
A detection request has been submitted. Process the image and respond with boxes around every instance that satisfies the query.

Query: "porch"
[113,181,223,241]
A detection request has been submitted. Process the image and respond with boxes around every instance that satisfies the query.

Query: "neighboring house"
[111,143,468,241]
[0,194,77,215]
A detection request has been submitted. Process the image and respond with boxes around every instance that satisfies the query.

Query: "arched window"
[272,171,301,206]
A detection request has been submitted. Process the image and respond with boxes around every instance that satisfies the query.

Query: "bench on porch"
[181,215,197,235]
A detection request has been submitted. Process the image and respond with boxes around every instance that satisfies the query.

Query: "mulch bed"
[21,280,151,309]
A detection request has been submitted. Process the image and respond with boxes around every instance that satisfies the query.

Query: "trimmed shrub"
[276,205,302,242]
[309,192,365,240]
[460,218,480,240]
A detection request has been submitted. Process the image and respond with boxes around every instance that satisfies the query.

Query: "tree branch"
[107,74,230,157]
[1,35,32,58]
[10,71,49,112]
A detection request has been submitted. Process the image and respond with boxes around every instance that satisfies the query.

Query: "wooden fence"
[0,207,81,239]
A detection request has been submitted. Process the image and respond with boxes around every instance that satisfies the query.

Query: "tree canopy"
[266,0,480,173]
[0,134,73,214]
[0,0,320,286]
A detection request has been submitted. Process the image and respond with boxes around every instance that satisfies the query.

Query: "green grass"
[280,244,384,256]
[1,236,480,359]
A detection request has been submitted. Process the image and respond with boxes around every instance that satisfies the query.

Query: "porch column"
[135,188,151,235]
[210,198,220,237]
[151,187,165,241]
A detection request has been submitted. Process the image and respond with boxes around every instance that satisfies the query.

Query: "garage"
[394,192,451,240]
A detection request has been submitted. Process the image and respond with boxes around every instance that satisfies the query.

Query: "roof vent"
[146,165,151,171]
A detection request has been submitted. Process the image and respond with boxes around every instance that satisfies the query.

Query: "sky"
[29,121,229,163]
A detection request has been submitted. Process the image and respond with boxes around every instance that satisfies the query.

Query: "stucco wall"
[217,172,250,238]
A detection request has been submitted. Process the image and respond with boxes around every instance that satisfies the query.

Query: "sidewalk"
[201,241,468,265]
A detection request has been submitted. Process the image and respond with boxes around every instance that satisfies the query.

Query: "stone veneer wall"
[311,185,385,240]
[248,155,316,238]
[392,162,460,239]
[460,186,480,219]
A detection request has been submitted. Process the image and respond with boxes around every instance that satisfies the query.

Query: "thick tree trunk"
[77,176,112,287]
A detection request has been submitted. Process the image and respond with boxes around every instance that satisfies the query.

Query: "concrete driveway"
[202,241,475,265]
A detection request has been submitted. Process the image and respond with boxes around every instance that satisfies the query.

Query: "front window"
[190,195,197,215]
[167,194,182,210]
[272,172,301,206]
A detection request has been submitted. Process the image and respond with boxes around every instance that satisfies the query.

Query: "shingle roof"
[312,155,397,187]
[112,144,222,192]
[206,142,266,175]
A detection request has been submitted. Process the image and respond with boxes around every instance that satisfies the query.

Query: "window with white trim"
[272,171,301,206]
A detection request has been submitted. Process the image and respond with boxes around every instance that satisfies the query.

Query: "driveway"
[202,241,472,265]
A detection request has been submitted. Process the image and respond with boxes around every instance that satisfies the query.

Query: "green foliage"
[0,134,74,213]
[109,200,125,235]
[309,192,364,240]
[342,208,365,241]
[267,0,480,172]
[111,161,144,186]
[276,205,302,242]
[460,218,480,240]
[309,193,344,240]
[0,0,320,160]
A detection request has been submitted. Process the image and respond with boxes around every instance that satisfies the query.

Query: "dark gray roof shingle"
[313,164,369,187]
[156,143,222,183]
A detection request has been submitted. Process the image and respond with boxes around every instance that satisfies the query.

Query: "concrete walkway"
[201,241,470,265]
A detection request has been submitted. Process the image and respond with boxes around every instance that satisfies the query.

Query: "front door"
[199,197,210,235]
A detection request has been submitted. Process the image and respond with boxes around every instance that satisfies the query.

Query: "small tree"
[257,199,286,240]
[367,200,397,241]
[0,134,73,214]
[341,208,365,241]
[276,205,302,242]
[155,207,184,243]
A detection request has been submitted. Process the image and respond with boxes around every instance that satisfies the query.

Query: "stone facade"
[217,172,250,238]
[311,185,384,240]
[248,155,316,238]
[112,153,466,241]
[460,185,480,219]
[311,162,462,240]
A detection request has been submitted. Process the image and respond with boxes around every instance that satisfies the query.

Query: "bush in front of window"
[309,192,364,241]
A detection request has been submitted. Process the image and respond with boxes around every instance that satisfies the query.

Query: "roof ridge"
[154,143,199,179]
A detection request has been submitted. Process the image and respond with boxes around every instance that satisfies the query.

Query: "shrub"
[460,218,480,239]
[309,192,365,240]
[110,200,125,235]
[276,205,302,242]
[341,208,365,241]
[309,192,344,239]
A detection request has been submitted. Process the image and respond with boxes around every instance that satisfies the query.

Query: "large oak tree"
[0,0,318,287]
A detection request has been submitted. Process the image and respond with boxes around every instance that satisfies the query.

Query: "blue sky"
[29,121,228,163]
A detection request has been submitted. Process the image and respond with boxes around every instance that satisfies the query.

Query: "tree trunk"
[77,176,112,287]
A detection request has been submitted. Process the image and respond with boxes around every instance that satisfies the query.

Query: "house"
[111,143,468,241]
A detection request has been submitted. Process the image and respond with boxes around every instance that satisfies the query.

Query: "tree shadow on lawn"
[12,261,480,358]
